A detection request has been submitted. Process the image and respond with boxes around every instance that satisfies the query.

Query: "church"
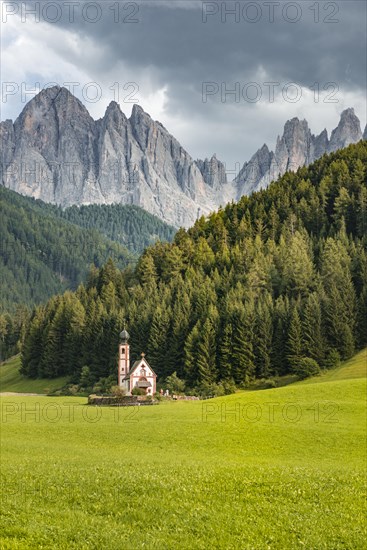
[118,329,157,396]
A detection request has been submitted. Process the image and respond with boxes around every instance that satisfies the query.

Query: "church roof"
[121,356,157,380]
[137,380,152,388]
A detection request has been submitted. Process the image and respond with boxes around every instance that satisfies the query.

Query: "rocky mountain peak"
[235,142,274,197]
[103,101,127,128]
[1,87,231,227]
[329,108,362,152]
[1,88,364,227]
[197,154,228,190]
[236,109,364,196]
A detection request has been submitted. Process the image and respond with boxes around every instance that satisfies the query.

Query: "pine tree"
[231,304,255,386]
[356,284,367,348]
[196,317,217,384]
[167,285,191,378]
[218,322,233,381]
[20,308,45,377]
[184,322,200,386]
[271,296,290,376]
[282,231,314,296]
[161,246,184,282]
[321,237,356,359]
[137,252,158,288]
[287,307,303,372]
[100,281,117,313]
[147,306,171,378]
[302,291,325,365]
[254,293,273,378]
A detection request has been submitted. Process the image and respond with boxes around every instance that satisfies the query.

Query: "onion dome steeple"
[119,328,130,343]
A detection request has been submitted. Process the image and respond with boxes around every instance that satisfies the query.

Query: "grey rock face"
[1,88,364,225]
[278,118,313,171]
[236,109,363,196]
[362,124,367,141]
[1,86,230,227]
[328,108,362,152]
[313,129,329,160]
[235,144,274,196]
[197,155,228,190]
[0,120,15,183]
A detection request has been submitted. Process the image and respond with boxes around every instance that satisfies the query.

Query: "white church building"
[118,329,157,396]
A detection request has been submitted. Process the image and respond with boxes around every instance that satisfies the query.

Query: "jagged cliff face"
[196,155,228,191]
[236,108,363,197]
[1,86,228,227]
[1,87,365,226]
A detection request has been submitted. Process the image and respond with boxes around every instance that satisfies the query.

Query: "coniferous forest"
[8,142,367,391]
[0,187,175,311]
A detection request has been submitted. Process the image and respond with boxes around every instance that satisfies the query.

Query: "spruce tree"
[231,304,255,386]
[254,293,273,378]
[196,318,217,384]
[287,307,303,372]
[302,291,325,365]
[218,322,233,381]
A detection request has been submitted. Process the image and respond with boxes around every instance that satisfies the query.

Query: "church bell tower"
[118,329,130,387]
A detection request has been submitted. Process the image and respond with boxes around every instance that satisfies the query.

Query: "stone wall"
[88,395,158,406]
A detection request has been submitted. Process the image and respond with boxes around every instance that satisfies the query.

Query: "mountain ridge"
[1,86,227,227]
[235,108,364,196]
[1,86,365,226]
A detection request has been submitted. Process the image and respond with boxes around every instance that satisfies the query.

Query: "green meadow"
[1,351,366,549]
[0,356,68,395]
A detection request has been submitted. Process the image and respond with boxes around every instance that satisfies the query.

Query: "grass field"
[0,356,68,394]
[0,351,366,549]
[299,347,367,384]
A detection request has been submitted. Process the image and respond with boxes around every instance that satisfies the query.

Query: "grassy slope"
[299,348,367,384]
[0,350,366,549]
[0,356,68,394]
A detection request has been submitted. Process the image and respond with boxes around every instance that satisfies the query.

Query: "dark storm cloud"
[7,1,366,87]
[2,0,366,165]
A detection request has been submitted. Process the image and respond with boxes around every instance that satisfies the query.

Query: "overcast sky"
[1,0,366,168]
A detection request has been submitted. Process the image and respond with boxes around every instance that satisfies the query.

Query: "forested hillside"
[19,142,367,392]
[0,188,175,313]
[0,186,134,314]
[57,203,176,253]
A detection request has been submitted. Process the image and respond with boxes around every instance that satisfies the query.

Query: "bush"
[110,385,126,397]
[79,366,94,388]
[222,378,237,395]
[323,349,341,370]
[194,381,225,398]
[165,372,185,394]
[92,375,116,394]
[68,384,80,396]
[263,378,277,389]
[131,387,146,396]
[294,357,321,380]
